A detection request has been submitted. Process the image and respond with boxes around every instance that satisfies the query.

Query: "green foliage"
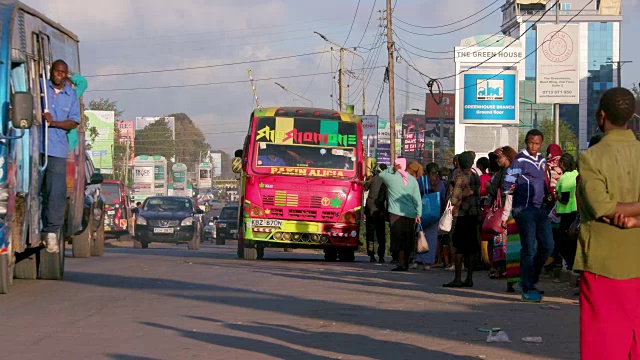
[518,119,579,157]
[134,118,175,162]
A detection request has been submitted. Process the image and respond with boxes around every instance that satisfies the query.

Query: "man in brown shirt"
[576,87,640,359]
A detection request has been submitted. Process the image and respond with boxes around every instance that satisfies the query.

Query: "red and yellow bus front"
[238,107,364,260]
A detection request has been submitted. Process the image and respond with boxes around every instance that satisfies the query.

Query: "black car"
[134,196,204,249]
[214,205,239,245]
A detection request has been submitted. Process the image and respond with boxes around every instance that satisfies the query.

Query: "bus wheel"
[256,246,264,260]
[91,221,105,257]
[0,239,14,294]
[14,254,37,280]
[339,249,356,262]
[40,230,65,280]
[71,227,91,258]
[323,249,338,262]
[243,248,257,260]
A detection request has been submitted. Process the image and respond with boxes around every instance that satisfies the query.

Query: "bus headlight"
[136,216,147,225]
[339,211,356,224]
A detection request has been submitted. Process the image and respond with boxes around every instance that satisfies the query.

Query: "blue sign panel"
[462,73,517,123]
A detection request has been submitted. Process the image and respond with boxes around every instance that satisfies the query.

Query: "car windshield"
[101,183,121,205]
[219,207,238,220]
[252,116,358,178]
[143,198,192,212]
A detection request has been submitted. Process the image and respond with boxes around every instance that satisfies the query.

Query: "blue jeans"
[512,206,554,291]
[40,156,67,233]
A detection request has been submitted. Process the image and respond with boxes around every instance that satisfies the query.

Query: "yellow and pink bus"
[232,107,372,261]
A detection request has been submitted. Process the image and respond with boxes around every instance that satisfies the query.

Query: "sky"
[21,0,640,155]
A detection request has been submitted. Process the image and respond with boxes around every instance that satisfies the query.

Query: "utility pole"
[315,32,366,114]
[386,0,396,164]
[605,60,633,87]
[554,0,560,145]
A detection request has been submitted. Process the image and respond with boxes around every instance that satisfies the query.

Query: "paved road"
[0,241,580,359]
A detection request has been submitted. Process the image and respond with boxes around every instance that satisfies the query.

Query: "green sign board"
[85,110,115,172]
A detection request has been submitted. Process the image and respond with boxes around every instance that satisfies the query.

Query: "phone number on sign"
[541,90,573,95]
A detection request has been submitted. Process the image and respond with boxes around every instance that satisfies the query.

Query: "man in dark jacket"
[364,164,388,263]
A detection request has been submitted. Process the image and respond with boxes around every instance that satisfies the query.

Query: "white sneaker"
[43,233,59,253]
[410,263,419,269]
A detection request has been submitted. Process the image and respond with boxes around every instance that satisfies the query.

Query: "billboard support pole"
[439,100,445,167]
[554,0,560,145]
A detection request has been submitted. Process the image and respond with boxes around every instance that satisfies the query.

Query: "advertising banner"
[536,24,580,104]
[133,167,153,191]
[210,153,222,178]
[362,115,378,157]
[401,114,426,158]
[377,119,391,166]
[426,93,455,120]
[116,120,135,164]
[85,110,115,172]
[460,70,518,123]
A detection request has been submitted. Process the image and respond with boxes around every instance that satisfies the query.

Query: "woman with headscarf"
[443,152,481,287]
[378,158,422,271]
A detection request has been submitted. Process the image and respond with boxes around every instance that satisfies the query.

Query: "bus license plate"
[250,219,282,228]
[154,228,174,234]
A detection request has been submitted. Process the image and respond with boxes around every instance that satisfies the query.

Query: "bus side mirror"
[11,92,34,129]
[234,149,243,158]
[365,157,376,178]
[232,157,243,174]
[90,172,104,185]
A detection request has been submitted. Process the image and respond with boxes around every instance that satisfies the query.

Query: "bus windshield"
[252,116,358,179]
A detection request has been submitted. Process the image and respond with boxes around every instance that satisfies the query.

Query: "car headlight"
[181,217,194,226]
[136,216,147,225]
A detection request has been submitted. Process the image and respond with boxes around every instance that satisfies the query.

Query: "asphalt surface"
[0,241,580,360]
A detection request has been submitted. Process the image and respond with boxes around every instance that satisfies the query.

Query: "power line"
[85,51,332,78]
[88,16,348,43]
[440,0,595,91]
[392,0,500,29]
[356,0,378,48]
[343,0,362,46]
[394,4,503,37]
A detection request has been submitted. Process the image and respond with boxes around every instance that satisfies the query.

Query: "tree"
[518,119,579,157]
[86,97,129,182]
[134,118,175,162]
[169,113,211,171]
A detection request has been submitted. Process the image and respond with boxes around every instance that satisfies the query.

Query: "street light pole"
[314,32,366,114]
[274,82,314,106]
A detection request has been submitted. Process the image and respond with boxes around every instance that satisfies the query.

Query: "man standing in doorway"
[575,87,640,359]
[501,129,553,302]
[41,59,80,253]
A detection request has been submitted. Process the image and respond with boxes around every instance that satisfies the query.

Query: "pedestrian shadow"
[141,321,334,360]
[192,315,480,359]
[144,319,477,359]
[106,355,160,360]
[65,269,578,359]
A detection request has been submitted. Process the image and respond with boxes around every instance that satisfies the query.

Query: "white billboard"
[210,153,222,178]
[536,24,580,104]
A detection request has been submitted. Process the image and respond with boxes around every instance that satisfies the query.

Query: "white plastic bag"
[438,200,454,233]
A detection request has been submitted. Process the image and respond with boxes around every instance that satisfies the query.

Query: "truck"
[232,107,373,261]
[132,155,155,204]
[172,163,188,197]
[0,1,105,293]
[153,155,167,196]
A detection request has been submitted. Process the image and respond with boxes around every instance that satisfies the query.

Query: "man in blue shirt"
[501,129,554,302]
[41,59,80,253]
[258,153,286,166]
